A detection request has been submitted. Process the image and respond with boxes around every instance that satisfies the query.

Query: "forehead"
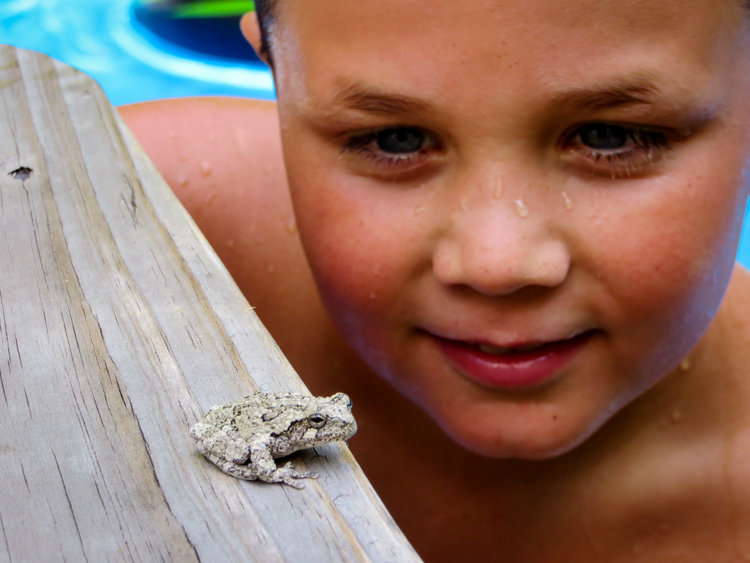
[276,0,744,50]
[273,0,747,113]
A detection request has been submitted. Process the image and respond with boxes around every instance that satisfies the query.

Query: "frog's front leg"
[249,440,318,489]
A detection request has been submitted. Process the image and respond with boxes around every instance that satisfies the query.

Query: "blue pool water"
[2,0,750,267]
[0,0,274,106]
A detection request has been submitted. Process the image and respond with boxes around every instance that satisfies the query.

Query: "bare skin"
[120,0,750,558]
[121,94,750,563]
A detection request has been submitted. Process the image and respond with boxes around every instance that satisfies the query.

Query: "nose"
[432,202,571,296]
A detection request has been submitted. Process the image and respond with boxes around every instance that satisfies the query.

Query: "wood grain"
[0,45,421,563]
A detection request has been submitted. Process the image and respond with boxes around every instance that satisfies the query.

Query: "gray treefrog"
[190,392,357,488]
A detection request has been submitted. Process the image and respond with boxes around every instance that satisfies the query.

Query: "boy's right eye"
[341,126,440,179]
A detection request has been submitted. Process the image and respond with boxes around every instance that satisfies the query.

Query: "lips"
[435,331,593,389]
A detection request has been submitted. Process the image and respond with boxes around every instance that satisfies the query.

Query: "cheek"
[591,155,748,362]
[286,166,428,343]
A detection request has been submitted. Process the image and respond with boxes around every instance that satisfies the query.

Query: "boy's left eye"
[562,122,672,177]
[578,123,630,150]
[376,127,425,154]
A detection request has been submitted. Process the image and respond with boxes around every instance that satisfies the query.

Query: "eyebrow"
[330,82,433,116]
[327,75,685,121]
[550,77,665,111]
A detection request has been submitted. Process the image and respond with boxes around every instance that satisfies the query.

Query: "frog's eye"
[308,413,327,428]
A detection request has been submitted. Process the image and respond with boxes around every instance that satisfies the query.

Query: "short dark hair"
[253,0,276,65]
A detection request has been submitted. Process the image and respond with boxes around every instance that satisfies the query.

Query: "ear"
[240,12,270,66]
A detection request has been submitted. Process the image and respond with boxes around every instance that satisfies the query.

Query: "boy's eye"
[563,121,672,177]
[376,127,425,154]
[578,124,629,150]
[341,125,440,179]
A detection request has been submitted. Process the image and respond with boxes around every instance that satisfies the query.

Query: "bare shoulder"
[715,264,750,506]
[720,264,750,371]
[117,96,288,246]
[118,97,342,387]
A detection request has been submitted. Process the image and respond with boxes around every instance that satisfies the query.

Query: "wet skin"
[122,0,750,559]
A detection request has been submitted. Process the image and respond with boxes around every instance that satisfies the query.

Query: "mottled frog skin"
[190,392,357,488]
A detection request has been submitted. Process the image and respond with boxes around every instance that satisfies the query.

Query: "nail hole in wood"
[9,167,33,181]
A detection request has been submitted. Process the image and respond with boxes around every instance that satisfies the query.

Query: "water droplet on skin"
[226,239,234,248]
[413,206,425,215]
[201,161,212,177]
[369,292,377,300]
[285,216,297,234]
[493,181,504,200]
[631,542,645,555]
[671,408,683,422]
[460,197,469,211]
[208,133,215,142]
[177,172,188,187]
[562,191,574,211]
[169,131,176,139]
[267,264,275,274]
[680,358,691,372]
[515,199,529,218]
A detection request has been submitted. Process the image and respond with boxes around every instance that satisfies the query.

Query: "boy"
[120,0,750,559]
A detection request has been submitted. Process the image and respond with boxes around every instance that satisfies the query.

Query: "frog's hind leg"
[197,448,261,482]
[249,442,318,489]
[192,424,257,479]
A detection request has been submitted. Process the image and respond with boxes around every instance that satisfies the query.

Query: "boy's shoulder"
[119,97,341,382]
[118,96,284,215]
[118,96,294,304]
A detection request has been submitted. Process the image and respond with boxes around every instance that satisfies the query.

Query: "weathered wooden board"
[0,45,421,563]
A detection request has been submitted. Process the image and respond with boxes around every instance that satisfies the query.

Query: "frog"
[190,391,357,488]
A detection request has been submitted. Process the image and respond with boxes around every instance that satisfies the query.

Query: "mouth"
[474,341,550,355]
[434,331,595,389]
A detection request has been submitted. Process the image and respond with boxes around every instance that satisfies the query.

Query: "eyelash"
[340,123,673,176]
[342,129,436,169]
[564,125,672,175]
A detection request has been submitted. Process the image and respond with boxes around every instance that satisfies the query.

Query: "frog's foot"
[267,461,318,489]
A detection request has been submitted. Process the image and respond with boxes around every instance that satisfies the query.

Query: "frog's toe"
[274,462,318,487]
[280,461,317,479]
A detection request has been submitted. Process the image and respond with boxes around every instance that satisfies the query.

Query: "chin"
[431,401,607,461]
[450,432,588,461]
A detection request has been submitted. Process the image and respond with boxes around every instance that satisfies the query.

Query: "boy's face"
[262,0,750,457]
